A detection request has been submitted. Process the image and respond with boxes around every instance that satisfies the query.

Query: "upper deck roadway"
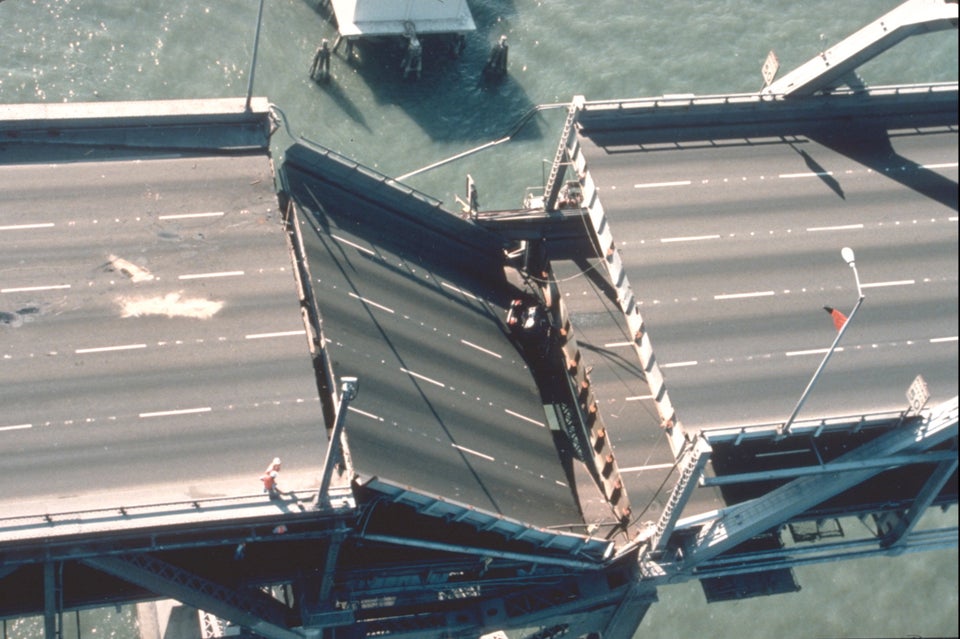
[0,101,328,515]
[567,108,958,433]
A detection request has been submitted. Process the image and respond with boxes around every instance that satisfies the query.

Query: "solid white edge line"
[620,462,676,472]
[245,330,306,340]
[441,281,479,300]
[0,223,55,231]
[332,234,375,256]
[400,367,446,388]
[787,347,844,357]
[861,280,915,288]
[921,162,959,169]
[930,336,958,343]
[504,408,544,427]
[1,424,33,432]
[1,284,71,293]
[348,292,395,314]
[139,407,212,418]
[660,234,720,243]
[452,443,495,461]
[178,271,245,280]
[714,291,775,300]
[75,343,147,354]
[158,212,224,220]
[806,224,864,232]
[661,360,698,369]
[779,171,834,179]
[634,180,692,189]
[461,339,502,358]
[348,406,384,421]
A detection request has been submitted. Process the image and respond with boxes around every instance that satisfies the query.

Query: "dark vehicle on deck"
[506,297,552,359]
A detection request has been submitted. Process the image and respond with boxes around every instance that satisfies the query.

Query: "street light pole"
[315,377,358,508]
[245,0,266,112]
[780,248,865,436]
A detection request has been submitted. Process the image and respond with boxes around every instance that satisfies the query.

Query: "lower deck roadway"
[0,149,325,519]
[283,161,594,532]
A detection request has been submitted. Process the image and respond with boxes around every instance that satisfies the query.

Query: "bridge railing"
[0,488,352,549]
[698,405,938,445]
[579,82,958,113]
[297,135,448,211]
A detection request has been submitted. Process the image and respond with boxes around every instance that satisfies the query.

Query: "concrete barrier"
[577,84,959,139]
[0,97,272,151]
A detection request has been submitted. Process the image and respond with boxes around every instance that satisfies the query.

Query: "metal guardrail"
[0,489,353,546]
[699,407,924,444]
[580,82,958,113]
[298,135,449,211]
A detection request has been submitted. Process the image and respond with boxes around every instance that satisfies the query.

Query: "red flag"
[823,306,847,331]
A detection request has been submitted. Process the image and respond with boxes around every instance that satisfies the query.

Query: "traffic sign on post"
[906,374,929,413]
[761,50,780,88]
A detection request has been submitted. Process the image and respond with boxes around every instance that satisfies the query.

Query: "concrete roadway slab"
[284,167,590,531]
[0,151,324,516]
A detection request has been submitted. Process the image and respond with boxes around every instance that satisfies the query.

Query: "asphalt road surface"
[0,153,325,510]
[285,165,588,529]
[573,124,958,431]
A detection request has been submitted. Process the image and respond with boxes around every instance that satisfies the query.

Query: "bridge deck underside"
[710,424,959,518]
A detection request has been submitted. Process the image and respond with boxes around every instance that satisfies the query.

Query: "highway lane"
[0,153,324,510]
[576,126,958,430]
[0,154,277,222]
[291,185,586,527]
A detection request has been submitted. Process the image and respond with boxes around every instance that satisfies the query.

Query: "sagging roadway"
[280,142,594,531]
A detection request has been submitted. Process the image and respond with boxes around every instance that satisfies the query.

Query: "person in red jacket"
[260,470,280,497]
[260,457,282,497]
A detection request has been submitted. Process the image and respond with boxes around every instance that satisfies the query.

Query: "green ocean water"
[1,1,957,637]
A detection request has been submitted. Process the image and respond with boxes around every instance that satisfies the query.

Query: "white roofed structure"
[330,0,475,38]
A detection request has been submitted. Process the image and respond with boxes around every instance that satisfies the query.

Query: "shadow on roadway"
[788,141,845,200]
[279,147,593,525]
[281,159,520,517]
[808,123,958,212]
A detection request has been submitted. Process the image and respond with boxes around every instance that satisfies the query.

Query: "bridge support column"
[879,456,959,549]
[315,377,358,508]
[318,529,347,603]
[600,581,659,639]
[43,561,61,639]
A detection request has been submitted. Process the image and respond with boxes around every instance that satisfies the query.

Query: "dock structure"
[325,0,475,77]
